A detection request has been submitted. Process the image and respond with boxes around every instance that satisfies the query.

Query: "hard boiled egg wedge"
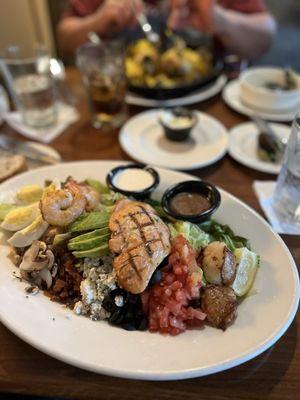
[1,202,40,231]
[16,185,43,204]
[8,214,48,248]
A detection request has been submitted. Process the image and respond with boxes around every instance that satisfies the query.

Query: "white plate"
[0,84,10,126]
[25,142,61,169]
[223,80,298,122]
[126,75,227,108]
[228,122,291,174]
[0,161,299,380]
[119,110,228,170]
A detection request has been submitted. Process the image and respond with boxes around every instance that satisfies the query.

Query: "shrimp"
[81,185,101,211]
[40,180,86,227]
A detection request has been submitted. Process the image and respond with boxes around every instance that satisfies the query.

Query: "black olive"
[102,296,117,313]
[127,294,139,305]
[189,298,201,308]
[111,288,129,303]
[121,322,137,331]
[109,309,124,325]
[135,308,145,318]
[137,317,148,331]
[123,309,134,321]
[149,269,162,286]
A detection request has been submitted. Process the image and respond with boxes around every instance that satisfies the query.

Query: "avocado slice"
[85,178,110,194]
[72,243,109,258]
[68,227,110,244]
[69,211,110,232]
[68,233,110,251]
[53,232,72,246]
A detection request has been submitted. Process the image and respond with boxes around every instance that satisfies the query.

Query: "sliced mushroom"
[45,249,54,270]
[39,268,53,289]
[200,241,236,286]
[20,241,49,272]
[51,263,58,278]
[19,240,55,289]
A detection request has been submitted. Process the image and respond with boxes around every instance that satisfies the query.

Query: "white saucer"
[223,80,298,122]
[228,122,290,174]
[126,75,227,108]
[119,109,228,170]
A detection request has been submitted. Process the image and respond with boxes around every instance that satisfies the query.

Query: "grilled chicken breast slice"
[109,199,171,294]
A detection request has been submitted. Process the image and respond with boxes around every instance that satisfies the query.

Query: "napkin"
[1,102,79,144]
[253,180,300,235]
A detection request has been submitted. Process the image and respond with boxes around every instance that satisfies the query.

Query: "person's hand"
[94,0,144,35]
[168,0,215,33]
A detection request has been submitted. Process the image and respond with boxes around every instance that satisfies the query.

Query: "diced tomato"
[142,235,206,335]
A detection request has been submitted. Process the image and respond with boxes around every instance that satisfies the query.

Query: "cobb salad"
[0,176,259,336]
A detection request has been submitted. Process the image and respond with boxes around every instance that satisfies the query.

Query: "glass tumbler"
[272,116,300,225]
[76,41,127,129]
[0,45,57,128]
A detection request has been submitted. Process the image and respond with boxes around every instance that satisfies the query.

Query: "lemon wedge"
[8,215,49,248]
[1,203,40,232]
[16,185,43,204]
[231,247,259,297]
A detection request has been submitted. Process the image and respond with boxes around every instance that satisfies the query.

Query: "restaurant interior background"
[0,1,299,400]
[0,0,299,68]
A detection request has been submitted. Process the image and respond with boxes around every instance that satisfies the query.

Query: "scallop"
[201,285,237,330]
[200,241,236,286]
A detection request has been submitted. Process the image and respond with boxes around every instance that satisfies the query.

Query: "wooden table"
[0,68,299,400]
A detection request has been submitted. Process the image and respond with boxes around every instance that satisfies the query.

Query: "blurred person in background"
[168,0,276,59]
[58,0,144,54]
[58,0,276,59]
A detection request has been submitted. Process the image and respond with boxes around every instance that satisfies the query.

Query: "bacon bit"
[45,258,82,308]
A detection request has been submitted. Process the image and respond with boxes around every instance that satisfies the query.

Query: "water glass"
[0,46,57,128]
[76,41,127,129]
[272,116,300,224]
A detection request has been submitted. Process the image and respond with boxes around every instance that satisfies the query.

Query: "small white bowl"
[240,67,300,113]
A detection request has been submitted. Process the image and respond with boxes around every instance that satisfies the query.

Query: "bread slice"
[0,151,27,182]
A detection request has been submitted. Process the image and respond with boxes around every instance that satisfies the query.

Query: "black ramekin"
[106,163,160,199]
[159,108,198,142]
[161,180,221,223]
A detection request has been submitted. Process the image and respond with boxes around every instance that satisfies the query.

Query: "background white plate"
[223,80,297,122]
[0,84,10,126]
[25,141,61,169]
[228,122,291,174]
[0,161,299,380]
[119,110,228,170]
[126,75,227,108]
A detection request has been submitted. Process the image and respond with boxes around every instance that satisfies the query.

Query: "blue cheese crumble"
[74,255,116,321]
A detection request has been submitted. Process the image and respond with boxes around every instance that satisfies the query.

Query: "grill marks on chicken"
[109,200,171,294]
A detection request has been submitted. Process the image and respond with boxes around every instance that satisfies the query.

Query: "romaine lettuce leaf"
[168,221,210,252]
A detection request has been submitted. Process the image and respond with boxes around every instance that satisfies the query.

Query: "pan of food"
[125,30,223,99]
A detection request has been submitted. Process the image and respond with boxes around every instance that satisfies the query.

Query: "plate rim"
[119,110,228,170]
[126,75,227,108]
[228,122,290,174]
[222,80,297,122]
[0,160,299,381]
